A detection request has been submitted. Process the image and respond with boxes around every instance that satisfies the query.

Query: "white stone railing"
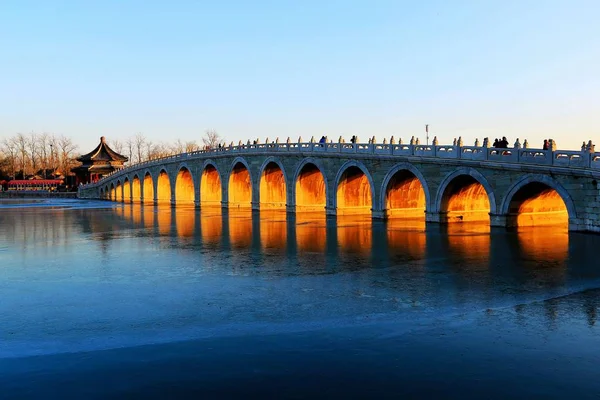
[83,142,600,189]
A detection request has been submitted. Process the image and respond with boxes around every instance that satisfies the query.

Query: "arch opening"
[99,188,104,199]
[296,163,326,212]
[507,182,568,227]
[441,175,491,223]
[132,176,141,202]
[123,179,131,203]
[260,162,286,209]
[143,173,154,204]
[228,162,252,208]
[109,184,115,201]
[175,168,195,205]
[201,165,222,206]
[336,166,372,215]
[115,182,123,202]
[385,170,426,219]
[157,170,171,204]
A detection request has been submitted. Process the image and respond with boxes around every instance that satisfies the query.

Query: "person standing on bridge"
[543,139,549,150]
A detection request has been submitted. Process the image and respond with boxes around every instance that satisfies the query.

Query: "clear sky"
[1,0,598,152]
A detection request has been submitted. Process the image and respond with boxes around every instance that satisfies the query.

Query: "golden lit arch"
[439,175,491,223]
[143,172,154,204]
[132,175,141,202]
[115,181,123,202]
[200,164,222,206]
[156,170,172,204]
[295,162,326,212]
[335,164,373,215]
[506,182,569,227]
[384,169,426,219]
[260,161,286,209]
[123,178,131,203]
[175,167,195,205]
[228,161,252,208]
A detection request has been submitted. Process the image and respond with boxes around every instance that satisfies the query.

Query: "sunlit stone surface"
[336,166,372,215]
[1,199,599,397]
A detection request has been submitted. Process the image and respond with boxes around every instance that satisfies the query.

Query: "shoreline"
[0,192,78,199]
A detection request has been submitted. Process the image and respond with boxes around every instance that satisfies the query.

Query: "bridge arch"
[115,180,123,202]
[200,160,222,206]
[123,177,131,203]
[156,169,172,204]
[435,167,497,223]
[99,187,104,199]
[259,157,287,209]
[109,183,115,201]
[175,165,195,205]
[380,163,430,219]
[334,160,375,215]
[143,171,154,204]
[131,174,141,202]
[293,157,328,212]
[500,174,573,227]
[228,157,252,208]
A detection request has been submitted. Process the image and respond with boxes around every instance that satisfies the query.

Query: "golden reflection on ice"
[228,209,252,247]
[337,215,372,253]
[446,222,491,261]
[517,226,569,263]
[295,212,327,252]
[386,218,426,259]
[200,207,223,245]
[259,210,287,249]
[156,205,172,235]
[176,209,195,237]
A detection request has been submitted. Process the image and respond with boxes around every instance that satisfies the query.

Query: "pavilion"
[72,136,128,184]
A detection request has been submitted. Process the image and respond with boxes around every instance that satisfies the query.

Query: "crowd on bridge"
[198,135,596,154]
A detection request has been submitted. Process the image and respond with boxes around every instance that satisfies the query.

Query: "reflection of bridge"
[78,141,600,232]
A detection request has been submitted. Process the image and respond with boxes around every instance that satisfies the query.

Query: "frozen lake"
[1,199,600,398]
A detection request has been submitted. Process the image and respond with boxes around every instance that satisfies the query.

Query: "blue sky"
[1,0,598,152]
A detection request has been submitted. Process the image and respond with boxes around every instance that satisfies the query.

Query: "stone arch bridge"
[78,142,600,232]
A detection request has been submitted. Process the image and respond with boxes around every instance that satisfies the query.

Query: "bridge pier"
[325,207,336,216]
[490,213,510,228]
[371,210,386,219]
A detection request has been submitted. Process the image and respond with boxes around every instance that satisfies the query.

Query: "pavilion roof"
[76,136,128,163]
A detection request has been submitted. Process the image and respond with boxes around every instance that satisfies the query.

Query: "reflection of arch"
[156,169,172,204]
[175,166,195,205]
[123,178,131,202]
[201,161,222,205]
[228,157,252,207]
[500,174,573,226]
[143,171,154,204]
[132,175,141,202]
[293,158,328,212]
[333,160,375,214]
[259,157,287,209]
[435,168,496,220]
[380,163,430,218]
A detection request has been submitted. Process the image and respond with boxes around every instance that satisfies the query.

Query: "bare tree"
[202,129,222,149]
[134,133,146,163]
[125,137,134,166]
[15,133,28,177]
[1,137,18,179]
[110,139,124,154]
[27,132,39,175]
[38,133,50,178]
[57,136,78,178]
[185,140,200,153]
[171,139,185,155]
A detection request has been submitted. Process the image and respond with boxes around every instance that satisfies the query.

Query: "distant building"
[72,136,128,184]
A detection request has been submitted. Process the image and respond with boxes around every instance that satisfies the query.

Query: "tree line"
[0,130,223,181]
